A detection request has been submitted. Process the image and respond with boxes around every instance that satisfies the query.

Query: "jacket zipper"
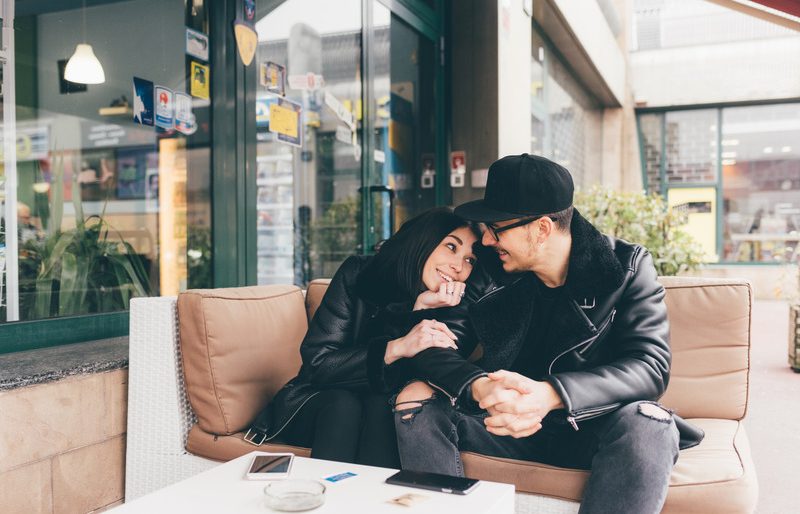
[475,284,507,303]
[427,371,489,407]
[547,308,616,376]
[258,391,321,442]
[547,308,616,431]
[566,403,622,431]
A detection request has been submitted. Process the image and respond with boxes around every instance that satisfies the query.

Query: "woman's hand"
[384,319,458,365]
[413,281,467,310]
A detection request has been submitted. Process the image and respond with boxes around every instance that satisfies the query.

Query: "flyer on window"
[269,97,303,147]
[132,77,154,126]
[190,61,210,100]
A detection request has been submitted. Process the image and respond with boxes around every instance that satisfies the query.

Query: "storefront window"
[721,104,800,263]
[1,1,212,322]
[637,102,800,264]
[530,28,601,186]
[638,113,663,195]
[664,109,717,184]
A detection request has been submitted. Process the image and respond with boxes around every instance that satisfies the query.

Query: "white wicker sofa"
[125,277,758,513]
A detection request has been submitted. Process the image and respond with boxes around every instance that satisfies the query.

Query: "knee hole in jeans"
[637,401,673,423]
[394,381,435,421]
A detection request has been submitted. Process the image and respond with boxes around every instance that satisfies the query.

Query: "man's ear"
[537,217,554,243]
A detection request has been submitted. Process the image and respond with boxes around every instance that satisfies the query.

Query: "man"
[394,154,703,514]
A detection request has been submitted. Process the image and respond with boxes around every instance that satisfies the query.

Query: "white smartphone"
[245,453,295,480]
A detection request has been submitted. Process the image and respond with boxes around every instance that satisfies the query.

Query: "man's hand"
[476,370,565,439]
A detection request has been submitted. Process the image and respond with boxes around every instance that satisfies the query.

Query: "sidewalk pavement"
[743,300,800,514]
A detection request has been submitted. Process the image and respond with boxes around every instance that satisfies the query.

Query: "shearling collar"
[469,209,626,370]
[563,208,625,300]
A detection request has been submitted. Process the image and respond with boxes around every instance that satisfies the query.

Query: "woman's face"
[421,226,479,292]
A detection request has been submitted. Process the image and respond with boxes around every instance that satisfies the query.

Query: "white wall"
[496,0,532,157]
[631,36,800,107]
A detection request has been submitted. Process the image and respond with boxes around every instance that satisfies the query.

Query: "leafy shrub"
[574,186,704,276]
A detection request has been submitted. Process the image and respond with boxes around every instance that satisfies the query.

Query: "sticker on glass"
[190,62,210,100]
[132,77,154,126]
[185,28,209,62]
[260,61,286,96]
[155,86,174,130]
[174,92,197,135]
[269,97,303,148]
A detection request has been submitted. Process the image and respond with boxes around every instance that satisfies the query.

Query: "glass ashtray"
[263,479,326,512]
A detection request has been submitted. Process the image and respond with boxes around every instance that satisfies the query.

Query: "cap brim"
[454,200,523,223]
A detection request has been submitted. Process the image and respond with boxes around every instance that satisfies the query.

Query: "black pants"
[275,389,399,468]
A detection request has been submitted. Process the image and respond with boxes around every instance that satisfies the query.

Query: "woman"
[246,207,484,467]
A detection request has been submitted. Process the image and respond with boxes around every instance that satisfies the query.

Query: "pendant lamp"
[64,0,105,84]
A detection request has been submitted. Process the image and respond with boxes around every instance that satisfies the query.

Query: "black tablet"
[385,469,480,495]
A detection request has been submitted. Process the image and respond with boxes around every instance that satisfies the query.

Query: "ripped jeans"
[395,395,679,514]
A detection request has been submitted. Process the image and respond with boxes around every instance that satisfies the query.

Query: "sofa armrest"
[125,296,217,500]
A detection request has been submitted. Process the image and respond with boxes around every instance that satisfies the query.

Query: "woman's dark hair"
[357,207,480,304]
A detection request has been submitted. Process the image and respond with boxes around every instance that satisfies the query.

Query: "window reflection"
[0,0,212,322]
[722,104,800,263]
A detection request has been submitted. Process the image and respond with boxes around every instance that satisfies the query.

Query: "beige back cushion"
[658,277,752,420]
[178,285,308,435]
[305,279,331,322]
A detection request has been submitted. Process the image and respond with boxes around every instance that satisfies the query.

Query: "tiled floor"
[743,301,800,514]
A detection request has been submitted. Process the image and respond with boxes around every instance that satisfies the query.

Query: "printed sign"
[155,86,174,130]
[288,73,325,91]
[256,97,277,127]
[421,154,435,189]
[132,77,154,126]
[185,28,209,62]
[269,97,303,147]
[450,150,466,188]
[190,62,210,100]
[335,125,352,145]
[174,92,197,135]
[324,91,354,130]
[260,61,286,96]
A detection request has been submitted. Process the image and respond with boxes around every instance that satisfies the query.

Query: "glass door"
[253,0,443,284]
[366,1,439,250]
[255,0,363,284]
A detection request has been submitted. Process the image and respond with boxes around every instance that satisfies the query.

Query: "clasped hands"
[471,371,565,438]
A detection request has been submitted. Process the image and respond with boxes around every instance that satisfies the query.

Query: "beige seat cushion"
[186,425,311,463]
[462,418,758,514]
[178,285,308,435]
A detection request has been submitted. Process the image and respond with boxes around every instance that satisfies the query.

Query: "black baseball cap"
[454,153,574,223]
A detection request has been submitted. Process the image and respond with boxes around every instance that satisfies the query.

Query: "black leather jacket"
[408,210,703,448]
[248,254,481,441]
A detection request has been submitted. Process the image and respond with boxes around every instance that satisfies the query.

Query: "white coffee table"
[113,451,515,513]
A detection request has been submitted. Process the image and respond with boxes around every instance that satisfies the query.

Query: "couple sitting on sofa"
[246,154,704,514]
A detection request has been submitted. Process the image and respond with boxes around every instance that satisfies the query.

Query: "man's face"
[480,218,539,273]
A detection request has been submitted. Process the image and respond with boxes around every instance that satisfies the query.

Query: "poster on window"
[132,77,154,126]
[190,62,210,100]
[154,86,174,130]
[260,61,286,96]
[174,92,197,135]
[185,28,209,62]
[269,97,303,147]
